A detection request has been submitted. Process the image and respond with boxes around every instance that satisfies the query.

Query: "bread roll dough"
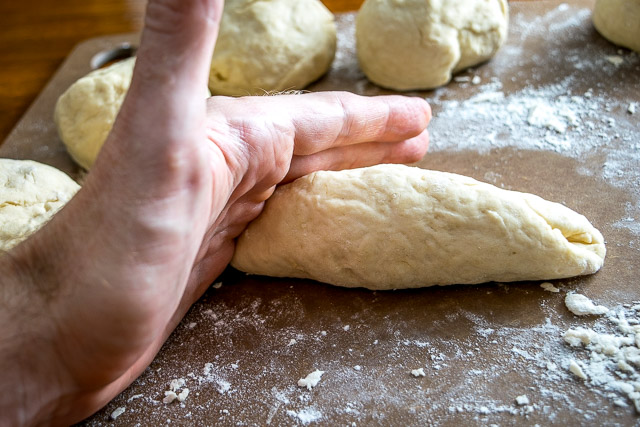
[55,57,135,170]
[356,0,509,90]
[209,0,336,96]
[0,159,80,251]
[231,164,605,289]
[593,0,640,53]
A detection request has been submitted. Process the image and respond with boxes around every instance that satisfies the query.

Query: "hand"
[0,0,431,424]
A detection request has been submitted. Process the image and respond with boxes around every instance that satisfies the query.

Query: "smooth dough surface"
[208,0,336,96]
[231,164,606,289]
[55,57,135,170]
[593,0,640,53]
[0,159,80,251]
[356,0,509,90]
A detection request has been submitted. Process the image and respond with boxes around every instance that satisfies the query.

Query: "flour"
[562,303,640,412]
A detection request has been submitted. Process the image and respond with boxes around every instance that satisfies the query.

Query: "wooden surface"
[2,1,639,424]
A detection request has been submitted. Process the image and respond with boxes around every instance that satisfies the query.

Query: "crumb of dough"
[471,75,482,85]
[411,368,426,377]
[454,76,470,83]
[213,281,223,289]
[177,388,190,402]
[163,391,178,404]
[565,293,609,316]
[605,55,624,66]
[353,365,361,371]
[343,325,350,331]
[110,406,126,420]
[298,370,324,390]
[629,103,637,115]
[288,339,297,346]
[515,395,530,406]
[170,378,186,391]
[540,282,560,293]
[569,360,588,379]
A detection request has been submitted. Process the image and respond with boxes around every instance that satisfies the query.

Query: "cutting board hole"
[90,44,137,70]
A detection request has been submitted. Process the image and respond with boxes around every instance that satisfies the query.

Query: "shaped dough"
[0,159,80,251]
[593,0,640,53]
[55,57,135,170]
[231,164,605,289]
[356,0,509,90]
[209,0,336,95]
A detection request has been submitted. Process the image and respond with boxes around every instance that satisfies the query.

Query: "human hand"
[0,0,430,424]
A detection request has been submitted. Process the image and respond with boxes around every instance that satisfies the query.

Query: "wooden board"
[2,1,640,425]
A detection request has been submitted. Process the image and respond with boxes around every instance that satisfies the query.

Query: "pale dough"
[231,164,605,289]
[355,0,509,90]
[55,57,135,170]
[0,159,80,251]
[593,0,640,53]
[209,0,336,96]
[55,58,209,170]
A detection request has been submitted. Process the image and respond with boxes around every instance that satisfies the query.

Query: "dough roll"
[231,164,605,289]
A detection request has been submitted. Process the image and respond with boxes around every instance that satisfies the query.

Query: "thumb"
[116,0,223,142]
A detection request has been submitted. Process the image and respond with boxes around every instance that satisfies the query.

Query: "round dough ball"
[0,159,80,251]
[55,57,135,170]
[356,0,509,91]
[208,0,337,96]
[593,0,640,53]
[231,164,605,290]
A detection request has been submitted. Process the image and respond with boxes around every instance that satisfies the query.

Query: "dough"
[55,57,210,169]
[0,159,80,251]
[55,57,135,170]
[208,0,336,96]
[593,0,640,53]
[355,0,509,90]
[231,164,606,289]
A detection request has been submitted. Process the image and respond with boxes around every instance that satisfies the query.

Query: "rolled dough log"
[231,164,605,289]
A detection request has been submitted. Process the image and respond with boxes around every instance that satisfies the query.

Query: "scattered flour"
[286,407,323,425]
[515,395,530,406]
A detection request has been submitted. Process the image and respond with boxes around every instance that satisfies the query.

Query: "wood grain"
[0,0,531,143]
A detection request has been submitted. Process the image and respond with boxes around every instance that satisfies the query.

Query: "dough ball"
[0,159,80,251]
[231,164,605,290]
[593,0,640,53]
[55,57,135,170]
[356,0,509,90]
[208,0,337,96]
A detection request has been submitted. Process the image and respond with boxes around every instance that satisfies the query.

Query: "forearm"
[0,242,75,426]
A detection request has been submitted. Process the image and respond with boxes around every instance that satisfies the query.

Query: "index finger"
[288,91,432,156]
